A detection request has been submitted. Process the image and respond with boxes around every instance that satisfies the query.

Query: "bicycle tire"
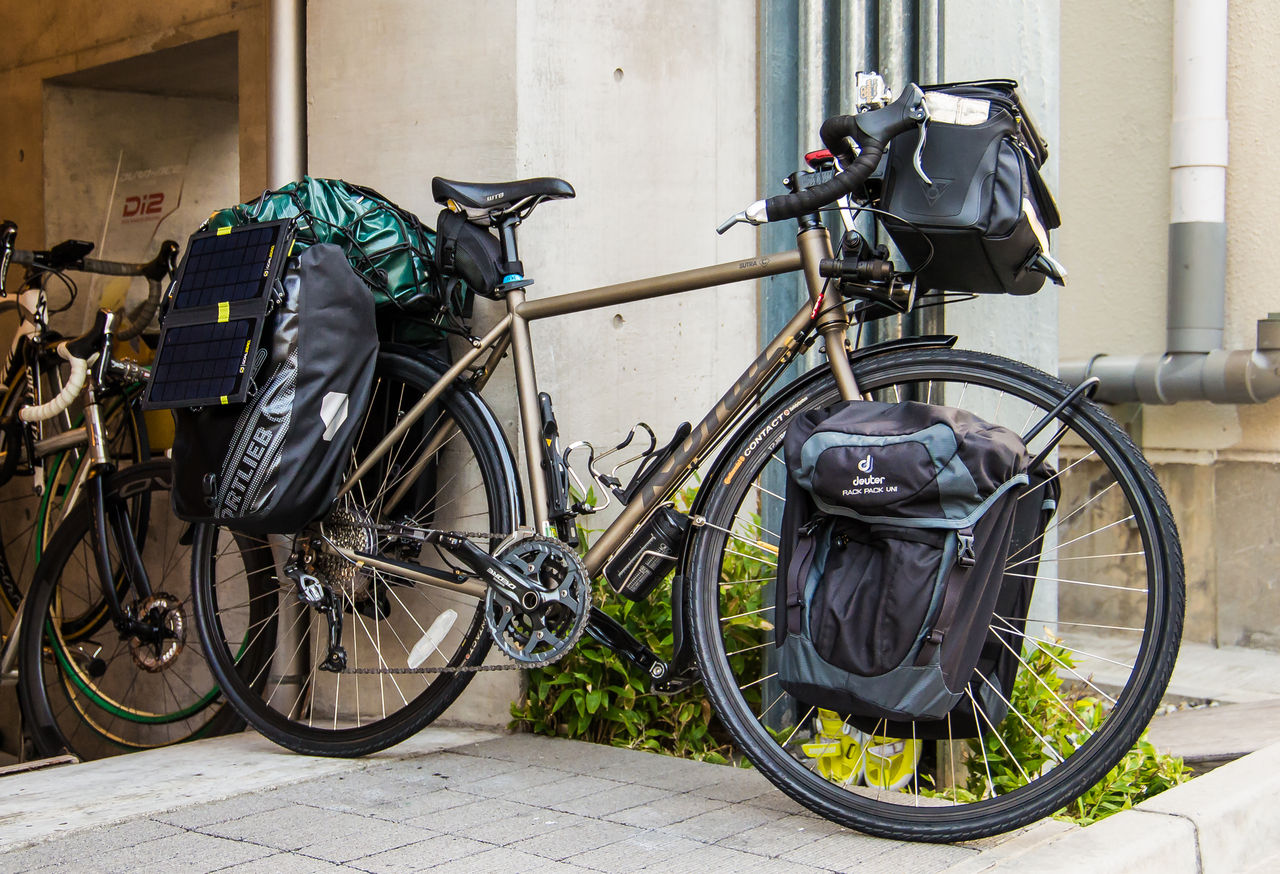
[686,347,1184,842]
[18,461,257,759]
[191,348,520,757]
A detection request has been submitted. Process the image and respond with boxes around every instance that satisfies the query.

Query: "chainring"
[484,535,590,665]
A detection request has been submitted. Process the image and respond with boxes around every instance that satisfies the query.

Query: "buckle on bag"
[956,530,976,568]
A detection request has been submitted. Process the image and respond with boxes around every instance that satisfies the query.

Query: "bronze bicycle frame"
[336,223,862,592]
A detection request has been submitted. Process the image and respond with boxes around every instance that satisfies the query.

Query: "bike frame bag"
[775,399,1055,731]
[169,242,377,535]
[877,79,1061,295]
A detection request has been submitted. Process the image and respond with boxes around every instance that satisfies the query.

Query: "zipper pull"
[798,516,824,537]
[956,528,976,568]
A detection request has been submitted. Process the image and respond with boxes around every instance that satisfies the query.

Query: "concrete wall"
[942,0,1060,377]
[307,0,758,726]
[42,86,239,332]
[1058,1,1280,650]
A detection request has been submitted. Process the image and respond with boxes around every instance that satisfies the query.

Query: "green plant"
[935,634,1191,824]
[509,485,773,762]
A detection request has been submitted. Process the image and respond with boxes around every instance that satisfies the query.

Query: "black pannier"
[775,399,1058,734]
[169,243,378,535]
[877,79,1061,296]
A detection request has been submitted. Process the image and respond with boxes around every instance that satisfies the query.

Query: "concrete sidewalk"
[0,729,1050,874]
[5,725,1280,873]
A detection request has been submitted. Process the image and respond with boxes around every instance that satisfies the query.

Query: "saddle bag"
[169,243,378,535]
[877,79,1061,296]
[775,399,1056,731]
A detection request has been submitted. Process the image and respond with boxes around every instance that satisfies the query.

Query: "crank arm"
[584,607,670,685]
[427,532,553,609]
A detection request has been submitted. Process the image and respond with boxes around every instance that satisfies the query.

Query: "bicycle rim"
[192,351,517,756]
[19,461,242,759]
[688,348,1184,841]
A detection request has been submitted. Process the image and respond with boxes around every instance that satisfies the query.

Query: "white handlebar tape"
[19,343,91,423]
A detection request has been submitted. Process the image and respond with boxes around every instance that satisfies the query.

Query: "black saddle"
[431,176,575,211]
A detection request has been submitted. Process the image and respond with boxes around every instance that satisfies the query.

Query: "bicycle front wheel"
[18,461,250,759]
[687,347,1184,842]
[191,349,519,757]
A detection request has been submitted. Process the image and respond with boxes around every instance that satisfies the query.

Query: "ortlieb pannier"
[775,399,1058,733]
[877,79,1062,296]
[169,242,378,535]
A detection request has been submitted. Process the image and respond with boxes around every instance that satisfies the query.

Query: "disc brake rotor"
[128,593,186,672]
[485,536,590,665]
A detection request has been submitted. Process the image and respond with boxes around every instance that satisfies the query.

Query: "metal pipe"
[799,0,831,156]
[268,0,307,187]
[1059,346,1280,407]
[1167,0,1228,353]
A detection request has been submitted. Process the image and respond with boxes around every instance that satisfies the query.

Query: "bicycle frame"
[337,222,863,593]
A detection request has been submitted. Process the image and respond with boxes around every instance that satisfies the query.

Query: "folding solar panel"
[143,220,294,409]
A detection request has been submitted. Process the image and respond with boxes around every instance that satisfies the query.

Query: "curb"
[950,739,1280,873]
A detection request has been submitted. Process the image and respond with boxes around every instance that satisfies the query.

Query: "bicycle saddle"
[431,176,575,211]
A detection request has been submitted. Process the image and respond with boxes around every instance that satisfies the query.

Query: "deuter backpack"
[775,399,1058,733]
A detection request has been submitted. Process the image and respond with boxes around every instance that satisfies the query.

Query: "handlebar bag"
[876,79,1061,295]
[774,399,1057,730]
[170,243,377,536]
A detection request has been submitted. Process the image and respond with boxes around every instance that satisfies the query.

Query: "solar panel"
[143,220,294,409]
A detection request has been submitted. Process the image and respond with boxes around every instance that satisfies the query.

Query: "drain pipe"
[1059,0,1280,404]
[267,0,307,188]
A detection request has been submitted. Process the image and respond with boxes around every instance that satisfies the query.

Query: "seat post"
[495,216,525,282]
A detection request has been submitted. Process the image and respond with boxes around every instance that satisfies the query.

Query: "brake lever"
[912,117,934,186]
[716,199,770,235]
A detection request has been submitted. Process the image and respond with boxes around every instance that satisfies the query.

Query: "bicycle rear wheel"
[18,461,254,759]
[687,347,1184,842]
[191,349,519,757]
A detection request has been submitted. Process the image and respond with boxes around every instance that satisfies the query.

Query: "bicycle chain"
[342,530,588,676]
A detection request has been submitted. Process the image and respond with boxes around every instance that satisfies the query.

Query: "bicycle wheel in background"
[18,461,256,760]
[0,382,148,617]
[687,348,1184,842]
[192,350,518,757]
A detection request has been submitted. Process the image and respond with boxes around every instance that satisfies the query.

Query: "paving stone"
[409,751,528,785]
[347,834,494,873]
[715,814,831,858]
[526,774,628,807]
[661,802,785,842]
[548,782,670,817]
[201,807,384,851]
[358,787,481,822]
[403,796,544,837]
[848,841,974,872]
[604,791,729,829]
[455,736,640,772]
[638,842,830,874]
[517,818,645,861]
[598,754,727,792]
[0,819,183,871]
[213,852,349,873]
[93,830,275,873]
[565,831,707,871]
[426,803,584,847]
[686,767,777,803]
[155,792,293,829]
[453,763,575,800]
[296,820,436,863]
[776,829,903,869]
[275,769,447,815]
[431,845,596,873]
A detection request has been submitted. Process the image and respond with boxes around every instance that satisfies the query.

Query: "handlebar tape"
[761,84,928,223]
[19,344,90,424]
